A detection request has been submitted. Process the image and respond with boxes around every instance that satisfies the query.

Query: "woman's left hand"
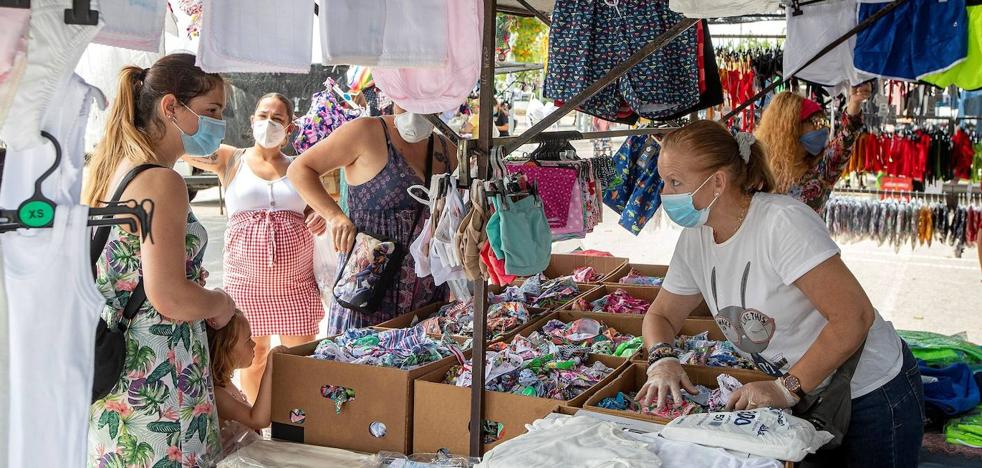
[847,83,872,115]
[306,212,328,236]
[726,379,800,411]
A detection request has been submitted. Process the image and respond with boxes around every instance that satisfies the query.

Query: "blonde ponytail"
[82,66,159,205]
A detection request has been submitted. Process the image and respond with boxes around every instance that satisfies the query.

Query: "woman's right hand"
[206,289,237,330]
[328,212,356,253]
[637,358,698,409]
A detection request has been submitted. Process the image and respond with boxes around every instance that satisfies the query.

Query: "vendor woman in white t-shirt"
[641,121,923,467]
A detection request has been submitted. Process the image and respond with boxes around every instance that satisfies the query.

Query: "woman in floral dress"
[83,54,236,467]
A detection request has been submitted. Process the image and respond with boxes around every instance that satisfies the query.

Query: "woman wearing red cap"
[755,84,871,213]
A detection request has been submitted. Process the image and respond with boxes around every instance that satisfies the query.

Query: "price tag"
[18,200,54,228]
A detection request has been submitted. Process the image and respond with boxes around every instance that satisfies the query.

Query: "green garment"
[946,405,982,448]
[897,330,982,371]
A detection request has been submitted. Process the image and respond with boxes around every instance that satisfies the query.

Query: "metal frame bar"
[423,114,461,145]
[502,18,699,155]
[514,0,552,26]
[720,0,912,123]
[491,126,679,147]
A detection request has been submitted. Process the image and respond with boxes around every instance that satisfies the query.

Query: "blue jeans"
[803,342,925,468]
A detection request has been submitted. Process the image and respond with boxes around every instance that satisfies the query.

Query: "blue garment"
[495,194,552,276]
[920,362,981,416]
[802,342,924,468]
[603,135,663,235]
[544,0,700,123]
[854,0,968,80]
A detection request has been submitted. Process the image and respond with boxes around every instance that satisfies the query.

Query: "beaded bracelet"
[647,343,679,367]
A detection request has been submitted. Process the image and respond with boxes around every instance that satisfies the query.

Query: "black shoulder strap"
[90,163,162,321]
[378,117,393,148]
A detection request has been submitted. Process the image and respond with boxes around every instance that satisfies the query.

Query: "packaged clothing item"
[373,0,480,113]
[619,269,665,287]
[1,74,103,208]
[574,288,652,315]
[663,193,905,397]
[93,0,167,52]
[196,0,312,73]
[319,0,448,67]
[922,4,982,89]
[675,332,758,370]
[783,0,875,88]
[445,333,615,400]
[604,134,663,235]
[668,0,780,17]
[920,363,981,416]
[898,329,982,370]
[945,404,982,448]
[0,6,30,128]
[0,0,103,150]
[854,0,968,81]
[477,415,660,468]
[311,327,460,370]
[661,408,835,462]
[544,0,700,122]
[4,207,105,468]
[492,194,551,276]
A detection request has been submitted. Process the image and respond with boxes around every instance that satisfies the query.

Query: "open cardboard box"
[632,317,729,363]
[539,253,628,284]
[562,285,661,316]
[605,263,669,287]
[270,333,464,454]
[520,310,644,358]
[375,301,549,344]
[494,280,600,311]
[583,362,773,425]
[412,353,628,455]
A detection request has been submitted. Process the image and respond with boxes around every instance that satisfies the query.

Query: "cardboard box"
[632,317,728,363]
[541,253,628,283]
[583,362,772,424]
[497,280,600,311]
[605,263,669,287]
[412,354,627,455]
[520,310,644,357]
[270,336,461,454]
[375,301,549,344]
[561,285,661,315]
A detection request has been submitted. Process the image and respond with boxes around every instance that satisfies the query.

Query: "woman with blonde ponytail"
[637,120,922,467]
[86,53,236,467]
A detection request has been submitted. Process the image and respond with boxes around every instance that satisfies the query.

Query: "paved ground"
[192,183,982,343]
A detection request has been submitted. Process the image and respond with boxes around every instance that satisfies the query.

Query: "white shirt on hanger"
[196,0,312,73]
[93,0,168,52]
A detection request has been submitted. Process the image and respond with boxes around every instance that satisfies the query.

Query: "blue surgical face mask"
[174,104,226,156]
[800,128,830,156]
[661,173,720,228]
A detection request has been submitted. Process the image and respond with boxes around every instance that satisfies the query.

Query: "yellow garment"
[921,5,982,89]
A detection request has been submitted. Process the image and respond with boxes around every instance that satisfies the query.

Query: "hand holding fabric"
[328,212,356,253]
[637,358,699,409]
[726,379,799,411]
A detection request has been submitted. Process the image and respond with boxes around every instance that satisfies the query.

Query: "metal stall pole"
[468,0,497,458]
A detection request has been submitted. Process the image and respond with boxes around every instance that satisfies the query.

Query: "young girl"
[207,310,286,447]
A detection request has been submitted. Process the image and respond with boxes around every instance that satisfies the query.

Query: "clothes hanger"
[0,132,154,239]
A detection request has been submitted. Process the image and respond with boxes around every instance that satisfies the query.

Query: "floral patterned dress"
[89,213,221,468]
[786,111,865,215]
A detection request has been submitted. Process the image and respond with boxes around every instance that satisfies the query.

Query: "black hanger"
[0,0,29,8]
[64,0,99,25]
[0,132,154,241]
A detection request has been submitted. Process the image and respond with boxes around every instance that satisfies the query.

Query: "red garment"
[953,129,975,181]
[481,242,515,287]
[913,132,931,182]
[696,22,706,94]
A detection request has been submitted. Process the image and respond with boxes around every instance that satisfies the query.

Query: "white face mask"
[252,119,286,149]
[394,112,435,143]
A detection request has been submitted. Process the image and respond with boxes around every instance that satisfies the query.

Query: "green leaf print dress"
[88,214,222,468]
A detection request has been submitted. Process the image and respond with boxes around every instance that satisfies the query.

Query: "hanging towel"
[93,0,168,52]
[197,0,312,73]
[373,0,481,113]
[0,7,30,129]
[319,0,448,67]
[783,0,875,88]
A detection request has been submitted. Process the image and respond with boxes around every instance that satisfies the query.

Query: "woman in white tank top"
[182,93,325,404]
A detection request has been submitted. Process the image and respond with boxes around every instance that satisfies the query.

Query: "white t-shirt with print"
[663,193,903,398]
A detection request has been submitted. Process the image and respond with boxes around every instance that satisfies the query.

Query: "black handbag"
[90,164,160,403]
[792,340,867,452]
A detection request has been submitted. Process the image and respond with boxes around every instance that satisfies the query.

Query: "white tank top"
[224,149,307,216]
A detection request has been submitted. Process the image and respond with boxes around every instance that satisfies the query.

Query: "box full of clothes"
[569,285,659,315]
[584,362,773,424]
[491,272,599,310]
[376,299,548,345]
[605,263,669,288]
[537,253,628,284]
[412,331,628,455]
[270,327,467,454]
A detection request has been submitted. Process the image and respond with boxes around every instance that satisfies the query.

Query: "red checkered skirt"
[223,210,324,336]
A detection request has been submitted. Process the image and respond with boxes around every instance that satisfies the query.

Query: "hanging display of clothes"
[505,159,603,241]
[921,1,982,90]
[784,0,874,89]
[0,7,30,129]
[854,0,968,81]
[292,78,358,154]
[318,0,449,67]
[544,0,701,124]
[842,125,981,184]
[92,0,168,52]
[196,0,312,73]
[716,43,783,132]
[604,134,663,235]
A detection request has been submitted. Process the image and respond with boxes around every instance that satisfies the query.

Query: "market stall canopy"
[497,0,555,16]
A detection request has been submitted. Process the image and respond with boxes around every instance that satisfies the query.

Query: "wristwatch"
[782,374,807,400]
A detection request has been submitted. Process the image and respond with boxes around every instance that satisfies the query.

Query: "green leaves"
[147,421,181,434]
[98,411,121,439]
[146,361,174,386]
[119,433,154,466]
